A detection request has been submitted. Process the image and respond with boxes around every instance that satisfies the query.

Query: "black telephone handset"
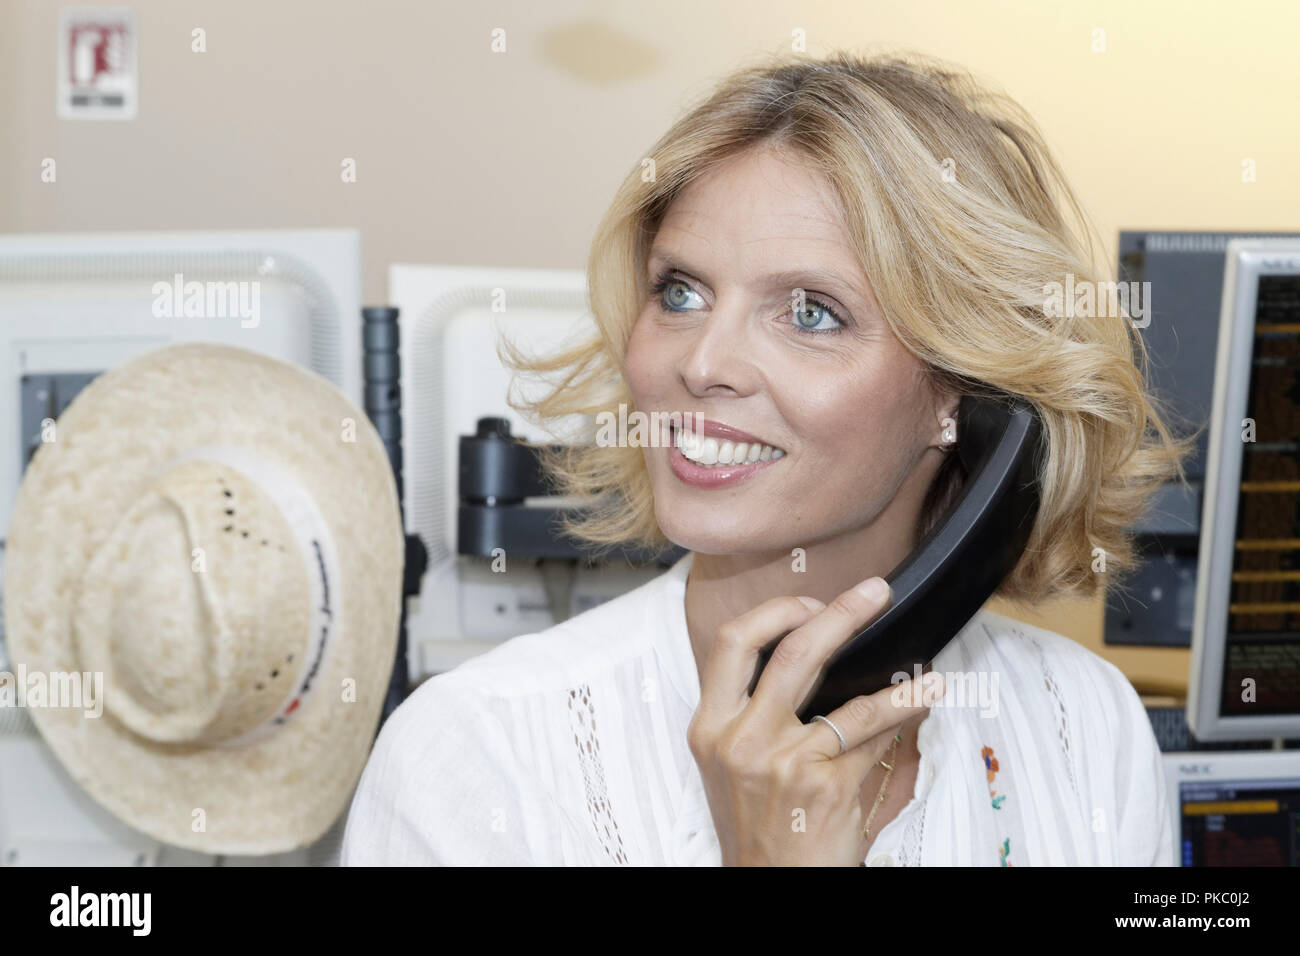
[750,393,1045,723]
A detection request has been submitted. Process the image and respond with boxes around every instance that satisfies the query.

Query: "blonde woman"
[342,50,1193,867]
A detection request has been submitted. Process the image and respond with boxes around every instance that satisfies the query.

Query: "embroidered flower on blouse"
[981,745,1005,809]
[981,745,1012,866]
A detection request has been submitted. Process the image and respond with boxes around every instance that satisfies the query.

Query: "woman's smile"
[666,419,787,488]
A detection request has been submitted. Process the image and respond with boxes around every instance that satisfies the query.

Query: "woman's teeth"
[675,429,784,467]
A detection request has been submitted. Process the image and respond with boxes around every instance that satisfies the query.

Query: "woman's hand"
[686,577,945,866]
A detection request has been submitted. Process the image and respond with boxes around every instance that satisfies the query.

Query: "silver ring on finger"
[809,714,847,754]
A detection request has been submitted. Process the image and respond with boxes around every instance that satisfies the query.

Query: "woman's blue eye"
[655,277,704,312]
[790,297,845,333]
[649,270,845,335]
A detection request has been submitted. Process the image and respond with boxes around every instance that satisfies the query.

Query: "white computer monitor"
[388,263,591,557]
[1188,238,1300,742]
[1162,750,1300,866]
[0,228,361,543]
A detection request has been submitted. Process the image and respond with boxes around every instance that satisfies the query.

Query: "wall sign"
[58,6,138,120]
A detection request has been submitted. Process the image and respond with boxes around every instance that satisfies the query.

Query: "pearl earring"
[941,417,957,446]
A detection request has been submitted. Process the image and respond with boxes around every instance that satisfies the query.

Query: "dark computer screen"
[1178,777,1300,865]
[1216,273,1300,717]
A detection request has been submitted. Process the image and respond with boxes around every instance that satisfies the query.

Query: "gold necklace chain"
[862,729,904,840]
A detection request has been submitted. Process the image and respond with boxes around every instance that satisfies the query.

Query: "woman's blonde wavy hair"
[499,49,1197,606]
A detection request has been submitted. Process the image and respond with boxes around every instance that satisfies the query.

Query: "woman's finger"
[811,672,945,762]
[831,720,909,788]
[748,577,892,724]
[695,595,822,722]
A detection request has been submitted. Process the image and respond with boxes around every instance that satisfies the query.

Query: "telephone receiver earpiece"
[749,393,1046,723]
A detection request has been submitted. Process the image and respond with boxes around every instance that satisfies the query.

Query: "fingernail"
[855,577,889,601]
[797,596,823,612]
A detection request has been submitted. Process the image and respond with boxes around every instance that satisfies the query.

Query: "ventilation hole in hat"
[223,525,233,532]
[241,531,249,538]
[271,669,279,678]
[223,489,232,497]
[256,682,264,691]
[224,509,234,516]
[286,653,294,662]
[261,539,268,546]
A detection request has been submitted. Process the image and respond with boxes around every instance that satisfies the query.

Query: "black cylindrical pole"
[362,306,414,727]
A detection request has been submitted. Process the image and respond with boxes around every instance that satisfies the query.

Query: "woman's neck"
[682,521,918,682]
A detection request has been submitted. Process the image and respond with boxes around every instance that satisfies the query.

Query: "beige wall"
[6,0,1299,695]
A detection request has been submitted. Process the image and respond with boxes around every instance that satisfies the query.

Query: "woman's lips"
[666,426,785,489]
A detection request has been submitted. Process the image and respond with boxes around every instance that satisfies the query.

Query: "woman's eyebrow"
[756,267,865,302]
[648,253,864,302]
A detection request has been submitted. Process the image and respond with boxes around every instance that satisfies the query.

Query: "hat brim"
[5,342,405,855]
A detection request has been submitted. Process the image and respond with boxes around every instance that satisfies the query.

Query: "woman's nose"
[677,302,757,396]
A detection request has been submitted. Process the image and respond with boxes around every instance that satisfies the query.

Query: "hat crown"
[74,458,318,746]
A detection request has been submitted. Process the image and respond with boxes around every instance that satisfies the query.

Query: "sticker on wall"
[57,6,138,120]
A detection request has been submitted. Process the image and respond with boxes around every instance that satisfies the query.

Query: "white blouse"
[341,553,1173,866]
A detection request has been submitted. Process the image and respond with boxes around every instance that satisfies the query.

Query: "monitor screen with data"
[1164,752,1300,866]
[1190,239,1300,741]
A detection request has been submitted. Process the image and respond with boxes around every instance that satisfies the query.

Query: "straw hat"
[4,342,405,855]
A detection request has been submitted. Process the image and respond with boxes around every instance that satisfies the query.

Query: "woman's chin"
[656,516,775,556]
